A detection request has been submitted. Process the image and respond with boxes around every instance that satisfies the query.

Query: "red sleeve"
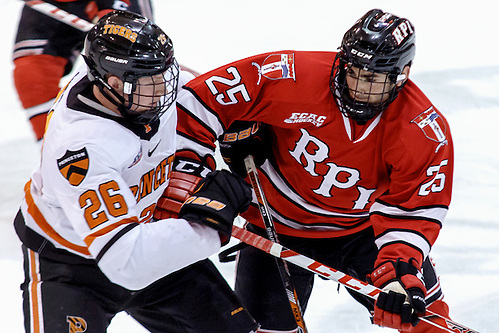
[372,86,453,269]
[176,52,274,142]
[176,51,335,167]
[175,51,293,167]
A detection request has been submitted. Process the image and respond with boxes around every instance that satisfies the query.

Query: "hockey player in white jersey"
[13,11,259,333]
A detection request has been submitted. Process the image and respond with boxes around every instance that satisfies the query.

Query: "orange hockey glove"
[153,171,201,220]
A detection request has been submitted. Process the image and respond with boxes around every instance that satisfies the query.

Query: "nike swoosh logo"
[148,140,161,157]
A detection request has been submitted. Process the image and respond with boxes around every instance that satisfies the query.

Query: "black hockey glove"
[178,170,252,244]
[219,121,272,178]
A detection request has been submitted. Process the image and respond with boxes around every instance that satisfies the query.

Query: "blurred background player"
[13,11,259,333]
[154,9,453,332]
[12,0,153,141]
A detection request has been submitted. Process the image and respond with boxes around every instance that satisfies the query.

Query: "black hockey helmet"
[82,10,179,125]
[330,9,415,124]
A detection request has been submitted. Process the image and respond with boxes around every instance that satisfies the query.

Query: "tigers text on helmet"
[82,10,179,125]
[330,9,415,124]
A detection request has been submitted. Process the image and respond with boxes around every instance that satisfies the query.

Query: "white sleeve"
[97,218,221,290]
[179,69,196,86]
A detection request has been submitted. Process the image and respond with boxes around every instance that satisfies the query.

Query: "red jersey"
[176,51,453,266]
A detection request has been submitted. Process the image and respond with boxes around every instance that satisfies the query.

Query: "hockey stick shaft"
[23,0,202,77]
[25,0,94,32]
[231,224,479,333]
[243,155,308,333]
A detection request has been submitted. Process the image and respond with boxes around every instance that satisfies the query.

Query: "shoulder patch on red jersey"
[411,106,448,151]
[253,53,295,84]
[57,147,89,186]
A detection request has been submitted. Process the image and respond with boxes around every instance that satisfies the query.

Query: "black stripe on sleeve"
[95,223,140,264]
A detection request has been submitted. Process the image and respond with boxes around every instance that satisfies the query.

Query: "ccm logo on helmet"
[351,49,373,59]
[102,24,138,43]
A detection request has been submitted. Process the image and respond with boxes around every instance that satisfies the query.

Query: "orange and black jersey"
[16,66,221,290]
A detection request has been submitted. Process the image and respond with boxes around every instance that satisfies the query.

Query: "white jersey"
[18,67,220,290]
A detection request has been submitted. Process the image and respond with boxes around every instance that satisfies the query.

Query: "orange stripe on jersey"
[24,180,91,256]
[84,217,139,247]
[28,249,42,333]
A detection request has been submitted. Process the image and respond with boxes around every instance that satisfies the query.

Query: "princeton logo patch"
[57,148,89,186]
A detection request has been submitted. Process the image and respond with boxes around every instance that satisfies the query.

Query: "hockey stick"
[231,224,479,333]
[243,155,308,333]
[25,0,94,32]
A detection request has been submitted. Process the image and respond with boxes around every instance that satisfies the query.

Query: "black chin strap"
[93,73,142,123]
[83,57,132,119]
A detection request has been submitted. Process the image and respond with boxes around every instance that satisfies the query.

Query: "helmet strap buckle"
[396,74,407,83]
[123,81,133,94]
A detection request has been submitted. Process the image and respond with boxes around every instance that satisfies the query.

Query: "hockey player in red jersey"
[13,0,154,141]
[156,8,454,332]
[13,11,259,333]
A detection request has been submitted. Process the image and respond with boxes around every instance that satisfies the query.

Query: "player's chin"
[132,104,157,113]
[352,96,385,104]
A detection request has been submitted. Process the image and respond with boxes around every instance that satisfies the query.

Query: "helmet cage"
[330,54,404,124]
[119,59,179,125]
[330,9,415,124]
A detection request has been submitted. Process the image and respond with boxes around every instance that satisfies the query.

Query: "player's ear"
[396,66,410,87]
[107,75,123,91]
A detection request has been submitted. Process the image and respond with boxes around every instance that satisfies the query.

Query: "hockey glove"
[154,171,202,220]
[219,121,272,178]
[179,170,252,244]
[368,258,426,331]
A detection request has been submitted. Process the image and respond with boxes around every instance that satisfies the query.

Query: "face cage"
[330,56,400,124]
[121,59,180,125]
